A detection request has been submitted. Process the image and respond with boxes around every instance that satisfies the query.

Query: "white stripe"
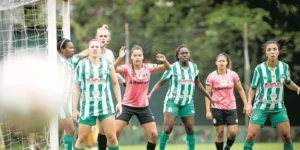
[107,63,115,113]
[260,64,267,110]
[187,62,195,104]
[174,62,182,104]
[278,62,284,108]
[84,60,90,117]
[181,63,189,106]
[269,70,276,110]
[93,62,99,116]
[102,60,108,115]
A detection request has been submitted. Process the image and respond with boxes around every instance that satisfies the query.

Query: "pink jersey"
[206,69,240,110]
[121,63,158,107]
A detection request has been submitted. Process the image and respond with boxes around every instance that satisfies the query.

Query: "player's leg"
[224,109,239,150]
[271,109,293,150]
[74,117,94,149]
[160,100,178,150]
[180,102,196,150]
[97,120,107,150]
[211,108,225,150]
[60,118,75,150]
[243,109,267,150]
[115,105,134,138]
[136,106,158,150]
[100,115,119,150]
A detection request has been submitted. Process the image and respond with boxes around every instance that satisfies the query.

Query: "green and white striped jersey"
[251,61,291,111]
[58,54,82,104]
[74,57,115,117]
[162,61,199,106]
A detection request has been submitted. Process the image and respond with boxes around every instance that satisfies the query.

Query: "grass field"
[84,143,300,150]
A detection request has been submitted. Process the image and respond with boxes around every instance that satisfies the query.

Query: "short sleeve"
[285,65,291,84]
[147,63,158,73]
[206,74,213,86]
[232,71,240,83]
[74,62,83,84]
[161,69,173,81]
[69,54,82,68]
[251,67,260,89]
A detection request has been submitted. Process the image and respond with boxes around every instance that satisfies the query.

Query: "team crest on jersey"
[272,74,276,79]
[221,80,227,86]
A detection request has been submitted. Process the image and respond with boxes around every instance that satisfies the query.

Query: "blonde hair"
[95,24,111,38]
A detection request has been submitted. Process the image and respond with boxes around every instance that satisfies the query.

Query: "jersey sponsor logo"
[213,87,232,90]
[280,74,286,79]
[264,82,283,88]
[86,78,106,83]
[129,80,149,84]
[263,100,279,104]
[178,79,194,84]
[175,95,189,99]
[228,80,233,84]
[263,76,268,80]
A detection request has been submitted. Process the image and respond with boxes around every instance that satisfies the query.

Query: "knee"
[99,128,105,135]
[150,131,158,142]
[105,132,117,142]
[185,126,194,135]
[216,130,224,140]
[246,132,258,141]
[163,126,173,135]
[228,130,238,139]
[77,135,88,144]
[281,133,292,144]
[67,127,75,136]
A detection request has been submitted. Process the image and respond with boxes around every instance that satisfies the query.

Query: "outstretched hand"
[118,46,126,58]
[156,54,166,62]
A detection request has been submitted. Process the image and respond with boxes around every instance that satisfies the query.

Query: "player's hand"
[118,46,126,58]
[243,105,247,114]
[297,87,300,95]
[210,99,219,106]
[72,110,80,122]
[246,104,253,117]
[206,112,213,120]
[116,102,122,117]
[156,54,166,62]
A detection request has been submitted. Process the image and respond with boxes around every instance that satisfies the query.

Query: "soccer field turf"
[84,143,300,150]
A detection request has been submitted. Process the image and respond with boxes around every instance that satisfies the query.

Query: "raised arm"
[114,46,126,73]
[235,81,248,113]
[148,79,167,100]
[77,49,89,58]
[154,54,171,71]
[109,66,122,116]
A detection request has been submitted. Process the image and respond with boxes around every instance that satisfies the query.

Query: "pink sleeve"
[206,74,213,86]
[146,63,158,73]
[232,71,240,83]
[120,65,129,75]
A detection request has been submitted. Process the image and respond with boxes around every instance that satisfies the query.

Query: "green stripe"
[179,63,185,105]
[275,65,281,109]
[265,67,272,110]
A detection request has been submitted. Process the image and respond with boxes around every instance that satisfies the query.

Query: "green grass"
[84,143,300,150]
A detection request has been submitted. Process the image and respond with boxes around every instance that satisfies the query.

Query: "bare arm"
[285,81,300,95]
[235,81,248,113]
[78,49,89,58]
[205,85,212,113]
[72,83,81,121]
[110,66,122,115]
[155,54,171,71]
[246,88,256,117]
[195,78,213,102]
[148,79,167,100]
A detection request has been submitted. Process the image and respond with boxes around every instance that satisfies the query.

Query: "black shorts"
[211,108,238,126]
[116,105,155,125]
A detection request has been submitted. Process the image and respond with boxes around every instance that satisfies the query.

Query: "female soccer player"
[95,24,126,150]
[147,45,216,150]
[243,38,300,150]
[205,53,247,150]
[57,37,89,150]
[113,45,171,150]
[72,39,122,150]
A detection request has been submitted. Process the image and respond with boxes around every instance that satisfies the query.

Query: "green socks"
[74,147,84,150]
[186,134,195,150]
[159,132,170,150]
[284,143,294,150]
[108,145,119,150]
[243,140,254,150]
[64,135,73,150]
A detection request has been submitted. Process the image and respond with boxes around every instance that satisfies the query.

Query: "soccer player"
[243,38,300,150]
[72,39,122,150]
[95,24,126,150]
[147,45,216,150]
[205,53,247,150]
[57,37,89,150]
[113,45,171,150]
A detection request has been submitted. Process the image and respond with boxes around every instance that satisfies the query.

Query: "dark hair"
[130,45,144,77]
[88,39,99,47]
[262,37,289,54]
[216,53,232,69]
[175,45,189,61]
[57,36,71,53]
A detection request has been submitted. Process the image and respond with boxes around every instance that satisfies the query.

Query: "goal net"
[0,0,68,149]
